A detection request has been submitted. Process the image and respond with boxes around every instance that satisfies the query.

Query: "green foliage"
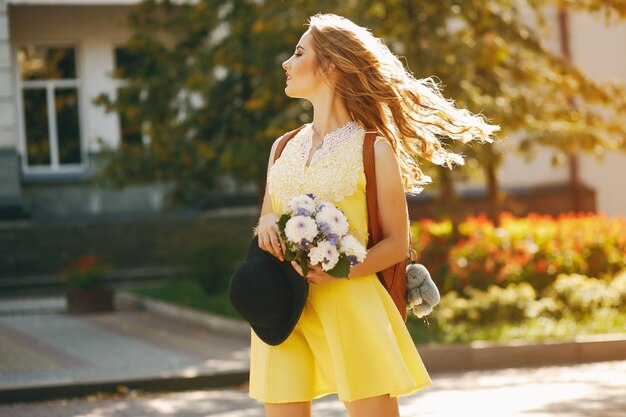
[413,212,626,293]
[93,0,626,209]
[548,272,625,319]
[437,283,536,325]
[430,270,626,327]
[408,269,626,344]
[188,241,246,295]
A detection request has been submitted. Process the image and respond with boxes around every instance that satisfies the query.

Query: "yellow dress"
[249,122,431,403]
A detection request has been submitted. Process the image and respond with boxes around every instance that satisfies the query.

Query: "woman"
[253,13,499,417]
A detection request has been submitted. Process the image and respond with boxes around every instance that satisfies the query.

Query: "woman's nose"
[282,58,290,70]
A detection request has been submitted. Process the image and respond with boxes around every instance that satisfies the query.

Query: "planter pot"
[65,287,115,314]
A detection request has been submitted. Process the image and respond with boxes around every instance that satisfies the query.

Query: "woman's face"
[282,30,326,100]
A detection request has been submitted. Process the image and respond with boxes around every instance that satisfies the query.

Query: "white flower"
[315,204,349,237]
[308,240,340,271]
[286,194,316,217]
[339,235,367,263]
[284,215,318,244]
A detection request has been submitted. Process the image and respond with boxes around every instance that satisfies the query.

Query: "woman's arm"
[255,138,285,261]
[348,138,409,278]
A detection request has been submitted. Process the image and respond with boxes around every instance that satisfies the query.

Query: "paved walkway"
[0,296,248,400]
[1,360,625,416]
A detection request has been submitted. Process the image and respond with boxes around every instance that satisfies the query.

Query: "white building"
[0,0,624,219]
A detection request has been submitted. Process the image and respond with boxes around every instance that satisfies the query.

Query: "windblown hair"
[307,14,500,192]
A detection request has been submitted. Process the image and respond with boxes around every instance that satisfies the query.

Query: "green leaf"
[283,246,296,262]
[277,213,290,234]
[328,257,350,279]
[299,254,309,278]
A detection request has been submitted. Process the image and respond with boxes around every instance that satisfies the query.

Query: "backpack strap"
[273,125,306,163]
[363,131,382,248]
[363,130,409,321]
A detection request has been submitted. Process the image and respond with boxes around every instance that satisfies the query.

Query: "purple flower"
[319,221,331,234]
[347,255,358,266]
[327,233,339,245]
[306,193,316,199]
[299,238,309,251]
[296,207,311,217]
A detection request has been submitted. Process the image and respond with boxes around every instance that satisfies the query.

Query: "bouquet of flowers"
[277,193,367,278]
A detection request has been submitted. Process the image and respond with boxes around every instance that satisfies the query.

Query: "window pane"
[18,46,76,81]
[23,88,51,166]
[117,87,143,145]
[56,88,82,164]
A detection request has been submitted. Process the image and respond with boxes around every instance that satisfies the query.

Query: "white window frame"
[15,42,88,174]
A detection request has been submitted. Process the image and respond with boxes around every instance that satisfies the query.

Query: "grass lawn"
[131,279,626,345]
[131,279,241,319]
[407,309,626,345]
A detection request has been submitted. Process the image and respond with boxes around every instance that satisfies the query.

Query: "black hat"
[229,236,309,346]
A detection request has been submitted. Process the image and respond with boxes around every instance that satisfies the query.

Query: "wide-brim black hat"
[229,236,308,346]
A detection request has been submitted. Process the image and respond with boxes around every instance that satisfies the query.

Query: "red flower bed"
[412,212,626,293]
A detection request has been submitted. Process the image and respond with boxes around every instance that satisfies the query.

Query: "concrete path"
[0,296,249,403]
[1,360,625,416]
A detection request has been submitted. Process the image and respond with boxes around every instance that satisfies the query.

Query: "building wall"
[571,12,626,217]
[0,0,24,217]
[497,6,626,217]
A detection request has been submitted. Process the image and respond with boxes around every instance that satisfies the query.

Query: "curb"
[117,292,250,338]
[124,292,626,373]
[0,371,249,404]
[418,333,626,372]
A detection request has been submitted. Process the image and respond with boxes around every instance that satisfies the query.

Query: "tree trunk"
[437,165,460,239]
[484,143,500,226]
[559,5,583,213]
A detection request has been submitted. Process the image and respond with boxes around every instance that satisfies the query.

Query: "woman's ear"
[321,61,336,79]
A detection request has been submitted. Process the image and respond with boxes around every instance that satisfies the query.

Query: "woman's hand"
[291,261,335,285]
[255,213,285,261]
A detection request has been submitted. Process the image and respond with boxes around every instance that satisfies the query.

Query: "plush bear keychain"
[405,250,441,318]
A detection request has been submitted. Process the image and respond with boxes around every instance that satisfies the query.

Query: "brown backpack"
[274,126,408,322]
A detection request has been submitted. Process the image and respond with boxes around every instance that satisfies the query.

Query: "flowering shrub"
[431,270,626,326]
[412,212,626,293]
[435,283,536,325]
[60,255,111,290]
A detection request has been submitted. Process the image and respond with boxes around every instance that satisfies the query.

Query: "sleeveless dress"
[249,121,431,403]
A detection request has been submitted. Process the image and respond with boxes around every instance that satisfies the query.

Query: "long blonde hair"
[307,14,500,192]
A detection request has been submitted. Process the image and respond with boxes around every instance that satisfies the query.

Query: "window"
[17,45,84,172]
[114,47,144,146]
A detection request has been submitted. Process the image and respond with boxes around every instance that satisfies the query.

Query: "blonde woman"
[253,13,499,417]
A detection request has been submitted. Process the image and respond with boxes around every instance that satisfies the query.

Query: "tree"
[94,0,337,204]
[94,0,626,217]
[352,0,626,224]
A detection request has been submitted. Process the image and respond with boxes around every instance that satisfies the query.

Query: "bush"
[548,273,622,319]
[429,270,626,326]
[610,270,626,309]
[188,242,247,295]
[412,212,626,293]
[435,283,536,326]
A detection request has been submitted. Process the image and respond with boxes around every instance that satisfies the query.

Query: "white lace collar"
[301,121,361,167]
